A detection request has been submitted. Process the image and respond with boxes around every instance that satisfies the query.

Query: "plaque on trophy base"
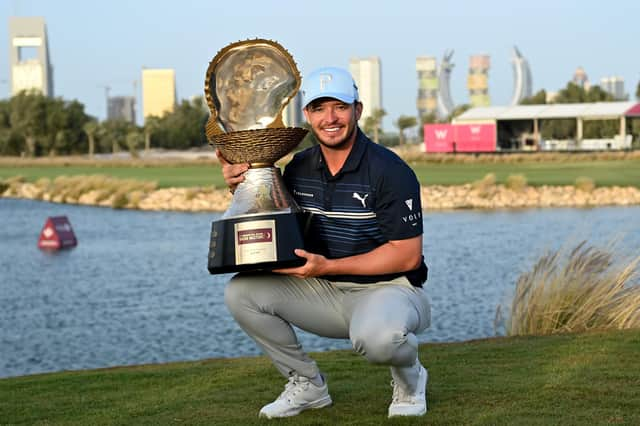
[208,211,311,274]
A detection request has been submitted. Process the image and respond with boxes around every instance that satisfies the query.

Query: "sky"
[1,0,639,129]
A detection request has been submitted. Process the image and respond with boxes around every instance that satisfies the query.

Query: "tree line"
[0,91,209,157]
[2,81,639,156]
[516,82,640,140]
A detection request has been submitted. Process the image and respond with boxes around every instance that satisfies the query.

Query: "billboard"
[424,124,455,152]
[424,123,496,152]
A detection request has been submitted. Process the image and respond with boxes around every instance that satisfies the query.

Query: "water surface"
[1,199,638,378]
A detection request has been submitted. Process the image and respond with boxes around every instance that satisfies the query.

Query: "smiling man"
[221,67,431,419]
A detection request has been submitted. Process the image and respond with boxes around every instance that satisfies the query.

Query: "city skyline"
[1,0,638,128]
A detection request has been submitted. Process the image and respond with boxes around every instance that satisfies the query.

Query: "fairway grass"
[2,157,640,188]
[2,329,639,425]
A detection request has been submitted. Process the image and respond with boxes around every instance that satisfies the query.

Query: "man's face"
[303,98,362,149]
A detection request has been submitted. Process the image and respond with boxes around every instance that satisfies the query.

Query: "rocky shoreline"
[3,181,640,211]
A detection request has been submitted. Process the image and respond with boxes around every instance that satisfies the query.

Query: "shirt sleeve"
[374,160,423,241]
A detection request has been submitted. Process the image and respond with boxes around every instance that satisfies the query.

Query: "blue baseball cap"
[301,67,359,108]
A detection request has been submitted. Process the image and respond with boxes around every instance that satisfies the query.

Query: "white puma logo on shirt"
[353,192,369,208]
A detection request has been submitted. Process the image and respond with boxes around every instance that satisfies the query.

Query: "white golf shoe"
[258,374,332,419]
[388,361,428,417]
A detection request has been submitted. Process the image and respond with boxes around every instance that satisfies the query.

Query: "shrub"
[35,177,51,188]
[575,176,595,192]
[4,175,25,184]
[5,175,26,192]
[184,188,198,201]
[505,174,527,192]
[498,241,640,336]
[471,173,496,198]
[111,190,129,209]
[127,190,145,208]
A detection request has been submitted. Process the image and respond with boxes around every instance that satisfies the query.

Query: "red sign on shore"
[38,216,78,250]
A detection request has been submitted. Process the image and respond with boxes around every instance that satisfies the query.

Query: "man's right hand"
[217,149,249,193]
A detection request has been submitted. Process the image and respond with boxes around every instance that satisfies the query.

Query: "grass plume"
[500,241,640,336]
[505,173,528,192]
[575,176,596,192]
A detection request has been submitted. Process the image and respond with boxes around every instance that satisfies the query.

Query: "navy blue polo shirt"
[283,129,428,287]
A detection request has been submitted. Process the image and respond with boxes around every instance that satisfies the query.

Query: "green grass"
[0,165,224,189]
[2,158,640,188]
[2,329,640,425]
[409,160,640,187]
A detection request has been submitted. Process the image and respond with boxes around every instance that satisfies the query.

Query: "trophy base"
[208,211,310,275]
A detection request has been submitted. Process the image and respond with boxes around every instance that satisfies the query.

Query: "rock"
[3,182,640,212]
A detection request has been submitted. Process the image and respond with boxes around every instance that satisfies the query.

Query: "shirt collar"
[313,128,368,176]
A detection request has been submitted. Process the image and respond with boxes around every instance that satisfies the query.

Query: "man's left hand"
[273,249,328,278]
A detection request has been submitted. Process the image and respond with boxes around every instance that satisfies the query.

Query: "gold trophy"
[205,39,310,274]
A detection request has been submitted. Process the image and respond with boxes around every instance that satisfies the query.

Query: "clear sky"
[1,0,638,129]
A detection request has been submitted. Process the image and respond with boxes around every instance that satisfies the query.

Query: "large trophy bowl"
[205,39,310,274]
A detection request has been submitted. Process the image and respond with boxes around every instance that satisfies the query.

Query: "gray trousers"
[224,273,431,379]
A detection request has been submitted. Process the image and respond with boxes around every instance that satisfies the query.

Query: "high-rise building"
[282,92,303,128]
[509,46,533,106]
[142,68,176,120]
[468,54,490,107]
[600,76,626,100]
[416,56,439,120]
[436,50,455,120]
[349,57,382,127]
[572,67,590,90]
[8,17,54,97]
[107,96,136,123]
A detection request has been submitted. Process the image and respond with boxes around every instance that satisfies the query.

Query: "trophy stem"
[222,167,301,219]
[248,162,274,168]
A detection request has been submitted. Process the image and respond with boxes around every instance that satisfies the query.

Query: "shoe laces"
[391,378,421,404]
[278,374,310,403]
[390,379,409,404]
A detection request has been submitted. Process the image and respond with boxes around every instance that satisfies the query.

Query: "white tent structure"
[454,102,640,150]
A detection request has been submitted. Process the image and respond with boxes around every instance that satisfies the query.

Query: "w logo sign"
[435,129,448,139]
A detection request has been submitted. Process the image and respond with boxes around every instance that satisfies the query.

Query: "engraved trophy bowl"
[205,39,310,274]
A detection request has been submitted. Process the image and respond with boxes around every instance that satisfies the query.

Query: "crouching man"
[220,66,431,419]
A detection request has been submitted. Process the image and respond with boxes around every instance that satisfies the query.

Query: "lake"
[1,198,638,378]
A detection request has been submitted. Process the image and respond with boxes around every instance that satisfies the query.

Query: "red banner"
[424,124,455,152]
[424,123,496,153]
[455,124,496,152]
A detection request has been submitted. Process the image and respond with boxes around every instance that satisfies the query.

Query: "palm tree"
[125,128,144,158]
[83,120,98,158]
[362,108,386,143]
[9,91,47,157]
[143,116,160,153]
[394,115,417,145]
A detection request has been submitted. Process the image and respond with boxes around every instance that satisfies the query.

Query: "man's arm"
[274,235,423,279]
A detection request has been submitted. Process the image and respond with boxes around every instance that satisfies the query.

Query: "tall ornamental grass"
[499,241,640,336]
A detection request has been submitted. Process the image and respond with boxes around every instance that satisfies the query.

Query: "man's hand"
[217,149,249,192]
[273,249,329,278]
[275,236,423,279]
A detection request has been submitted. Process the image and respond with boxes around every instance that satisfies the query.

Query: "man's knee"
[224,274,255,315]
[351,325,418,365]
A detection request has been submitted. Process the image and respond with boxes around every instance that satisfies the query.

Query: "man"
[220,67,430,419]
